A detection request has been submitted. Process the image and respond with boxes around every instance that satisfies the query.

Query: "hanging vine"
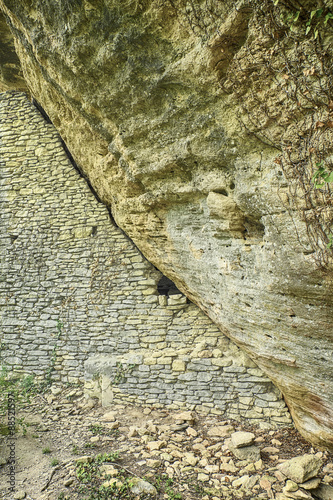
[219,0,333,268]
[161,0,333,267]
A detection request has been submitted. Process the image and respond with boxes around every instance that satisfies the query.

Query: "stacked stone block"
[0,91,291,426]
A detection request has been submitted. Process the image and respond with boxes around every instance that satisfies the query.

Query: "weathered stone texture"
[0,11,27,93]
[0,91,290,425]
[0,1,332,448]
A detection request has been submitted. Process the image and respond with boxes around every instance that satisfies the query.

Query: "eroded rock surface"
[0,11,27,92]
[0,0,332,448]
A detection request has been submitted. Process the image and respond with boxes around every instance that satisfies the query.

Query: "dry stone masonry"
[0,91,291,426]
[1,0,333,448]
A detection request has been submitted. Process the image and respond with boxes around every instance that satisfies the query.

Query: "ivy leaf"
[325,172,333,183]
[324,13,333,24]
[312,167,325,183]
[312,163,333,187]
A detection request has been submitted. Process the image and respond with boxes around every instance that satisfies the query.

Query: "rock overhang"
[0,0,332,449]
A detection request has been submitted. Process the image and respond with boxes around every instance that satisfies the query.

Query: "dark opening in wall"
[213,188,229,196]
[157,276,181,296]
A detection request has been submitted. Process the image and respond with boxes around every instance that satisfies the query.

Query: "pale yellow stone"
[197,473,210,482]
[146,459,161,468]
[58,230,71,241]
[33,186,46,194]
[205,465,219,473]
[102,478,123,488]
[183,452,199,466]
[142,287,156,295]
[73,227,92,238]
[186,427,198,437]
[172,359,186,371]
[5,190,17,201]
[212,348,223,358]
[130,256,143,263]
[157,357,172,364]
[100,411,116,422]
[211,358,232,367]
[34,147,45,156]
[100,465,119,477]
[19,188,32,195]
[144,357,157,365]
[147,440,166,451]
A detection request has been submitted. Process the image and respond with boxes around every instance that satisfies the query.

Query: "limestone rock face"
[0,0,332,448]
[0,11,27,92]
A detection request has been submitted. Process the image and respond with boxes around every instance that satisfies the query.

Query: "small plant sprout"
[312,162,333,188]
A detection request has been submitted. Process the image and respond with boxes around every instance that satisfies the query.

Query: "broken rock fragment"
[278,454,323,484]
[231,431,256,448]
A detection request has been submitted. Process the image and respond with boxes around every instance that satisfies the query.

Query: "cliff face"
[0,11,27,92]
[0,0,332,449]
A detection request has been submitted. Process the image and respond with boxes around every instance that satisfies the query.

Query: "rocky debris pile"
[275,455,333,500]
[102,411,333,500]
[1,387,333,500]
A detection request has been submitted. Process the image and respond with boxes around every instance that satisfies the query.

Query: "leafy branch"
[42,319,64,390]
[274,1,333,38]
[312,162,333,188]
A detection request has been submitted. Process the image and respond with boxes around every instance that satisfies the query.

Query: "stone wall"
[0,91,291,426]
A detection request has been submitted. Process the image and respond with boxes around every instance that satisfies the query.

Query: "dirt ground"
[0,385,332,500]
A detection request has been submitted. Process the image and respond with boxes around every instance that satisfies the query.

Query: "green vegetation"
[0,319,68,436]
[274,1,333,38]
[88,423,119,438]
[42,319,63,389]
[74,454,185,500]
[84,442,97,449]
[153,474,183,500]
[88,424,105,435]
[217,0,333,268]
[113,362,135,385]
[75,452,125,499]
[0,362,36,435]
[95,452,120,463]
[313,162,333,188]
